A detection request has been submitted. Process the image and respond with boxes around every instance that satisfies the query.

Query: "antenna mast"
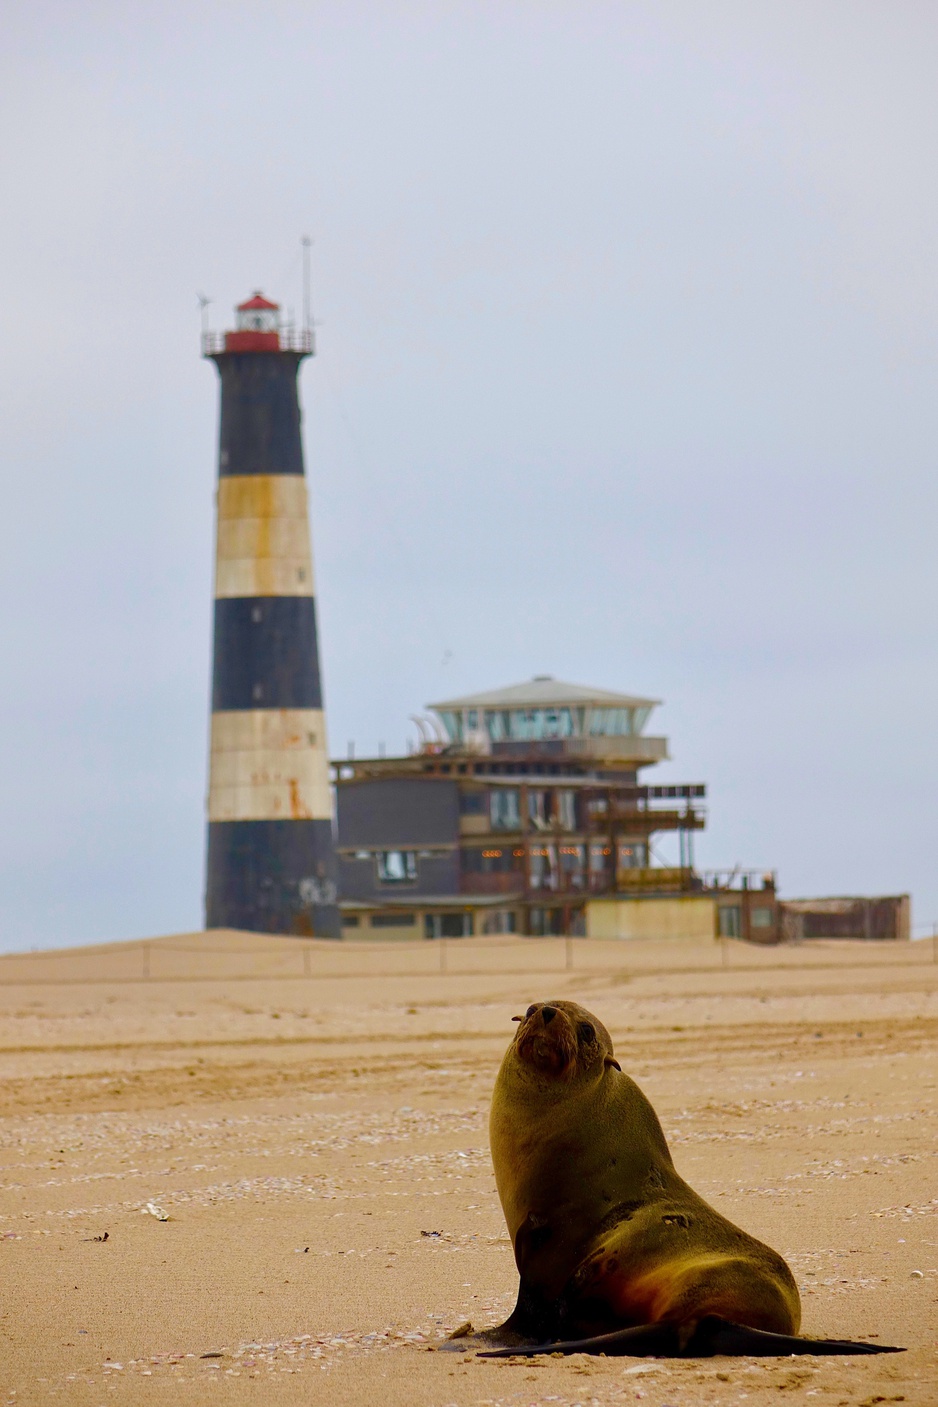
[301,235,312,333]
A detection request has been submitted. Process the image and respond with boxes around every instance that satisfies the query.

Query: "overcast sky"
[1,1,936,950]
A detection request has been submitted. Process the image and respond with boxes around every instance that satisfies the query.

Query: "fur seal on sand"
[444,1000,902,1358]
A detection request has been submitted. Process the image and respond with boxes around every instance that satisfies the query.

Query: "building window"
[370,912,416,928]
[718,906,741,938]
[377,850,417,884]
[460,791,487,815]
[617,842,647,869]
[507,708,574,741]
[341,914,360,927]
[588,707,636,737]
[529,846,555,890]
[529,906,563,936]
[559,844,585,887]
[484,709,509,742]
[557,790,576,830]
[481,910,517,934]
[462,847,522,874]
[424,912,473,938]
[439,711,461,743]
[751,907,774,929]
[528,790,549,828]
[490,789,520,829]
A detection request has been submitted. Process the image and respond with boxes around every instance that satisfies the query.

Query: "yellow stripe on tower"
[214,475,315,599]
[208,708,332,822]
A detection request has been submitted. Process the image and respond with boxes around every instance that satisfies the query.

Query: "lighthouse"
[202,292,340,937]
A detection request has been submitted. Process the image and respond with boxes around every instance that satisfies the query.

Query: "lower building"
[779,895,910,942]
[586,871,780,943]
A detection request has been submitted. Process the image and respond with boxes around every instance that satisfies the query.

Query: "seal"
[444,1000,902,1358]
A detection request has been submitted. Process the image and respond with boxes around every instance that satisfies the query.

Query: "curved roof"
[428,676,659,711]
[237,291,279,311]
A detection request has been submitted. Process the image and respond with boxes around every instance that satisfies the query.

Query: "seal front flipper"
[479,1322,683,1358]
[436,1276,556,1354]
[436,1325,532,1353]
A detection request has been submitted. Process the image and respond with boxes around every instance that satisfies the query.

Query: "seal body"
[487,1000,800,1346]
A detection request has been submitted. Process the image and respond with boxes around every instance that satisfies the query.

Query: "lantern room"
[218,292,282,353]
[202,290,313,357]
[236,292,279,333]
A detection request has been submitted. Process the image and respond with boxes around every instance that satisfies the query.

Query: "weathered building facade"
[332,677,706,938]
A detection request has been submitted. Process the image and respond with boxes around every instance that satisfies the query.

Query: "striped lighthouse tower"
[203,292,340,937]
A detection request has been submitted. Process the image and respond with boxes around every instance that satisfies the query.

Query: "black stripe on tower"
[206,820,339,937]
[212,597,323,711]
[215,353,307,477]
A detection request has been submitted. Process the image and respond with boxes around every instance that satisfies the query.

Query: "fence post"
[303,945,311,978]
[565,935,573,972]
[721,937,728,969]
[440,938,447,974]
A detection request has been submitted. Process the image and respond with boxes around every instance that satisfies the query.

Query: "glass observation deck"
[434,703,653,745]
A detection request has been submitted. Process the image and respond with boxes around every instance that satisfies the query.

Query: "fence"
[0,928,935,987]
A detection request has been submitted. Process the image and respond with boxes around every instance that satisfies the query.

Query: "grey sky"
[1,1,936,950]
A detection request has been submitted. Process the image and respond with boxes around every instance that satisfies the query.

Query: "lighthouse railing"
[200,329,315,355]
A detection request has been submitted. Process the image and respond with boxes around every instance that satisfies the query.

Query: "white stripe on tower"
[214,475,317,599]
[208,708,331,822]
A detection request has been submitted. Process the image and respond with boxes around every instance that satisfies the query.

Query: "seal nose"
[541,1006,557,1025]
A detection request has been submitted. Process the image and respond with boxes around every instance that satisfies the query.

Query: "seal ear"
[605,1056,622,1071]
[511,1015,523,1022]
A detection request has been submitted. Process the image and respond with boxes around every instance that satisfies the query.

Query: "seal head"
[512,1000,618,1082]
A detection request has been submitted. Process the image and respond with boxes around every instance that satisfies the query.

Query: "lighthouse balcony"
[202,328,315,356]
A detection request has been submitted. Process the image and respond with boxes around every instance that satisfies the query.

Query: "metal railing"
[698,869,776,891]
[200,329,315,355]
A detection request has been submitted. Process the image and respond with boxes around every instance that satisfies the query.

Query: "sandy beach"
[0,931,935,1406]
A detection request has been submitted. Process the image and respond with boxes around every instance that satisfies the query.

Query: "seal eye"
[525,1005,538,1019]
[577,1021,595,1043]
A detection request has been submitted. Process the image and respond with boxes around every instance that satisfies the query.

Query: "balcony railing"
[201,329,315,355]
[615,866,698,893]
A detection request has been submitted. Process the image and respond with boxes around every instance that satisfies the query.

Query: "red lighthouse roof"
[237,291,280,312]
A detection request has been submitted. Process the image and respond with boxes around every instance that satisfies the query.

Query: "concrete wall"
[586,895,717,941]
[341,912,423,942]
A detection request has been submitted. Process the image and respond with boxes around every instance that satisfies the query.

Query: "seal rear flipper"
[477,1316,905,1359]
[686,1317,905,1358]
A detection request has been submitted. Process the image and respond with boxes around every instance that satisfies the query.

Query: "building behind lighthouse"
[202,293,339,937]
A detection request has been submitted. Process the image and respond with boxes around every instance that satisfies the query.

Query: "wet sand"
[0,930,935,1405]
